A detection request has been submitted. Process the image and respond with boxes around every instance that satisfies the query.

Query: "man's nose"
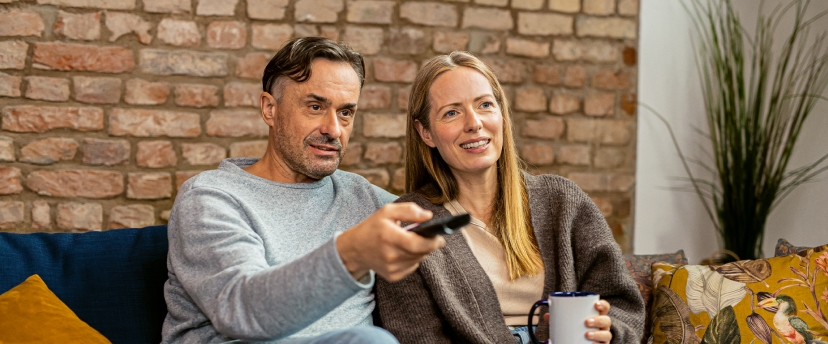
[319,110,342,138]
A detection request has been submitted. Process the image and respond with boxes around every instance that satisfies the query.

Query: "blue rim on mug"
[548,291,598,297]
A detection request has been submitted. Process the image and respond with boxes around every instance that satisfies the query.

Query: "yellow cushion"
[650,245,828,343]
[0,274,110,343]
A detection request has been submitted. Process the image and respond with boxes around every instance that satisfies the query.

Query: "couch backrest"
[0,225,169,344]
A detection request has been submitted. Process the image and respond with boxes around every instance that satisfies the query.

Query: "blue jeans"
[278,327,398,344]
[510,325,537,344]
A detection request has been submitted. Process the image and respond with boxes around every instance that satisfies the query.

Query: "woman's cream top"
[444,200,544,326]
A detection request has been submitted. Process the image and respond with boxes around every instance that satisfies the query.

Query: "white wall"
[636,0,828,263]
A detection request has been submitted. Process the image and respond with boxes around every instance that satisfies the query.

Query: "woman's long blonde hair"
[405,51,542,279]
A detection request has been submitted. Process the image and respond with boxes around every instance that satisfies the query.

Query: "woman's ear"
[414,120,436,148]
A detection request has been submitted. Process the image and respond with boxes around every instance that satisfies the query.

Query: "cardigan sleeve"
[374,272,453,344]
[569,194,646,344]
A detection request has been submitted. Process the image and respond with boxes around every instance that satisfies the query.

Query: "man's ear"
[414,120,436,148]
[260,92,277,127]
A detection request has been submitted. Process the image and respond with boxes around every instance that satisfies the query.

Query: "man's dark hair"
[262,37,365,100]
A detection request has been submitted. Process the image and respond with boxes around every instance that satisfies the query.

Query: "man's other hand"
[336,203,446,282]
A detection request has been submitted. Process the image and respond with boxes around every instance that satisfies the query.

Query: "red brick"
[552,39,582,61]
[518,12,572,35]
[594,147,625,168]
[127,172,172,199]
[33,42,134,73]
[400,2,458,27]
[473,33,501,54]
[124,79,169,105]
[2,106,104,133]
[610,174,635,192]
[505,38,549,58]
[207,21,247,49]
[619,0,638,16]
[342,27,384,55]
[82,138,130,166]
[592,69,632,90]
[0,201,24,229]
[478,0,507,6]
[247,0,288,20]
[373,58,417,83]
[252,24,292,50]
[136,140,177,168]
[319,26,339,41]
[105,12,152,44]
[229,140,267,158]
[341,142,362,166]
[0,41,28,70]
[620,93,636,115]
[584,92,615,116]
[397,86,410,110]
[533,65,562,85]
[363,113,405,138]
[295,0,343,23]
[590,196,613,217]
[108,204,155,229]
[139,49,228,77]
[0,167,23,195]
[351,168,389,188]
[206,110,268,137]
[583,0,615,15]
[566,119,631,145]
[0,73,20,97]
[236,53,270,80]
[160,210,171,221]
[567,172,606,192]
[54,11,100,41]
[175,170,202,190]
[57,202,102,231]
[564,65,586,87]
[182,142,226,165]
[522,116,564,139]
[512,0,543,10]
[144,0,191,13]
[358,84,391,109]
[224,82,261,108]
[549,0,580,13]
[109,108,201,137]
[196,0,238,16]
[25,76,70,102]
[480,58,524,83]
[73,76,122,104]
[388,27,428,55]
[520,144,554,165]
[175,83,220,108]
[514,87,547,112]
[623,47,636,66]
[157,19,200,47]
[32,200,50,229]
[556,145,590,166]
[39,0,135,10]
[364,142,402,164]
[391,167,404,191]
[20,138,78,165]
[583,41,620,63]
[0,9,45,37]
[0,137,13,162]
[549,94,579,115]
[26,169,124,198]
[576,17,637,39]
[433,31,469,53]
[347,1,394,24]
[462,7,512,31]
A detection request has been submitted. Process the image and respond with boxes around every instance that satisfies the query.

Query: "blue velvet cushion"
[0,225,169,344]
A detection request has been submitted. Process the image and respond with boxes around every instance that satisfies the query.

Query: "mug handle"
[528,299,548,344]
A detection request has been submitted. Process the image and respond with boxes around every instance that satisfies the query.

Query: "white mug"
[528,292,600,344]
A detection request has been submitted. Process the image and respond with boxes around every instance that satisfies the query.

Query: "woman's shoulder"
[395,191,444,213]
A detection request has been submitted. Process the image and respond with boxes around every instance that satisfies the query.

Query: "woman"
[374,52,644,344]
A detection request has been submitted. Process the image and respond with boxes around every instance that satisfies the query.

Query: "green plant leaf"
[700,305,741,344]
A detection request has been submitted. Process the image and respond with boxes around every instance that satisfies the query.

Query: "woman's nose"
[465,110,483,132]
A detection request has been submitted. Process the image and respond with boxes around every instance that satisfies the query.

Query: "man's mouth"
[460,139,490,149]
[310,144,339,152]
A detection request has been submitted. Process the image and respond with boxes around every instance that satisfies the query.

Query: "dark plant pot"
[719,214,765,261]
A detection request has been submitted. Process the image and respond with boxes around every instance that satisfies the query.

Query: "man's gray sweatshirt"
[162,158,397,343]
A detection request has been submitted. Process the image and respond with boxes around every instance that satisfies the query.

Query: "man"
[162,37,445,343]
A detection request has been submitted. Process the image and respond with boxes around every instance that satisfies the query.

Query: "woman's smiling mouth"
[460,138,490,149]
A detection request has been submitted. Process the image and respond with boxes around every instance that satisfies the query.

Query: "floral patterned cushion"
[775,238,811,257]
[622,251,688,343]
[650,245,828,344]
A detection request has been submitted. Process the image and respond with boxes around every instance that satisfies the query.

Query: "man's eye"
[339,109,353,117]
[310,105,321,111]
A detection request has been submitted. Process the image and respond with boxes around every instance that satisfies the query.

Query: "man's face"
[266,59,360,181]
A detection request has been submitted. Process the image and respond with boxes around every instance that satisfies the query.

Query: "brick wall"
[0,0,639,251]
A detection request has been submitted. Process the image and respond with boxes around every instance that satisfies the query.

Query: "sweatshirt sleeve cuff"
[331,232,375,289]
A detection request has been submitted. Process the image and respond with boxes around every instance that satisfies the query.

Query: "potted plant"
[650,0,828,261]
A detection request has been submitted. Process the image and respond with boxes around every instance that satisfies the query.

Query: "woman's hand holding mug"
[529,292,613,344]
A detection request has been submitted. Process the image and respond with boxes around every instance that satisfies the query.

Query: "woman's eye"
[445,110,457,117]
[481,102,493,108]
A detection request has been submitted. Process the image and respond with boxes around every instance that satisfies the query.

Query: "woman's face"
[416,67,504,177]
